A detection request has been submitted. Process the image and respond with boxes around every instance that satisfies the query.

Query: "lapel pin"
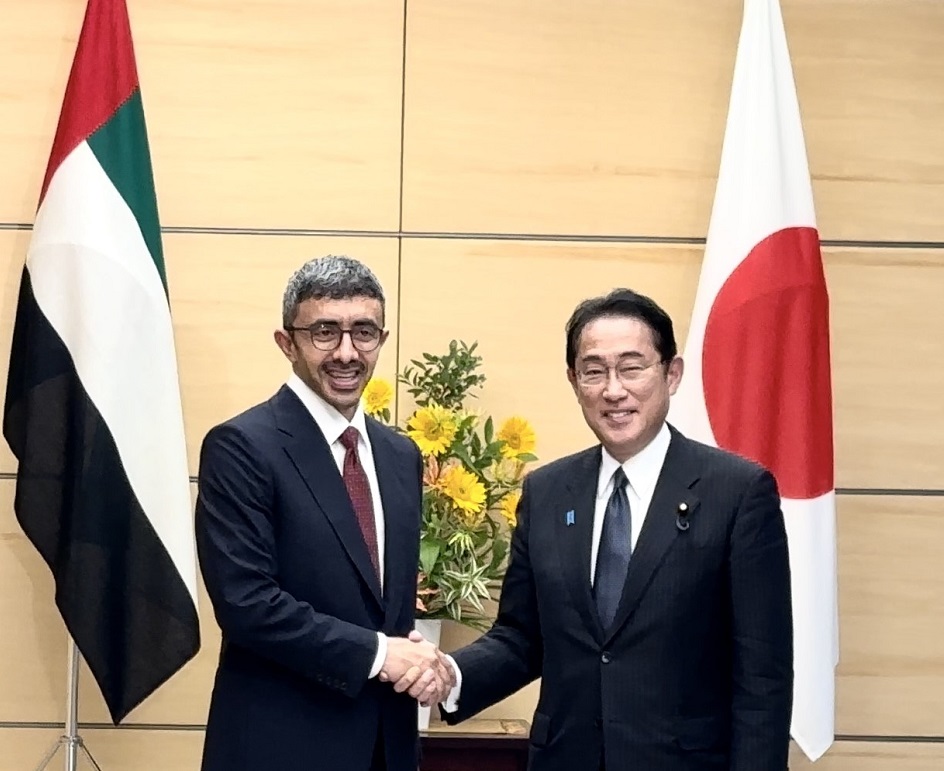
[565,510,575,526]
[676,501,690,531]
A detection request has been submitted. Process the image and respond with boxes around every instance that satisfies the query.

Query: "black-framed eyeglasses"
[284,321,384,352]
[575,359,666,388]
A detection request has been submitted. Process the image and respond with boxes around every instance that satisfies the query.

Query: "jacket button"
[601,652,611,664]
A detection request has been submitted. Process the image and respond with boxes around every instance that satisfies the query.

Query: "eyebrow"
[579,351,647,364]
[309,318,380,327]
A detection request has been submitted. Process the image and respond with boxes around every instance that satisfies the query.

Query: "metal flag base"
[33,639,103,771]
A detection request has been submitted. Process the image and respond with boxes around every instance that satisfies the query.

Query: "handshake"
[379,630,456,708]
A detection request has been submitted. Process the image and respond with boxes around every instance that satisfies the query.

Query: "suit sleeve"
[195,423,378,698]
[728,468,794,770]
[442,475,543,722]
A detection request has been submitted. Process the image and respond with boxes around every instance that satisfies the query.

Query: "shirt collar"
[597,422,671,499]
[286,372,370,447]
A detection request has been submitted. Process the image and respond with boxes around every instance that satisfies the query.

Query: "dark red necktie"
[339,427,380,578]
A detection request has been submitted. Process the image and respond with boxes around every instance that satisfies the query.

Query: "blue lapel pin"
[565,510,575,526]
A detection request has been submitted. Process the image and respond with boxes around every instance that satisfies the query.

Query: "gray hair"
[281,255,386,327]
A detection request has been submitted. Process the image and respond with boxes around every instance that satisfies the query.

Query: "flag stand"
[33,639,103,771]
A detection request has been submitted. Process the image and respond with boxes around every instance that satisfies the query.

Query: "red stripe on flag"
[702,226,834,499]
[39,0,139,204]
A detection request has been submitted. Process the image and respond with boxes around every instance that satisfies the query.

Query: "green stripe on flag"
[87,90,167,293]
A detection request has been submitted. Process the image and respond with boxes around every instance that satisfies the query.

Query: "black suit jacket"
[445,427,793,771]
[195,386,423,771]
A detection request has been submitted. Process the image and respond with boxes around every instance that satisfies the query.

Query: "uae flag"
[669,0,837,761]
[2,0,200,723]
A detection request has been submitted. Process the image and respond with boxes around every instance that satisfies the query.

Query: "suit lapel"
[366,419,413,626]
[604,429,701,644]
[274,387,384,610]
[558,447,605,643]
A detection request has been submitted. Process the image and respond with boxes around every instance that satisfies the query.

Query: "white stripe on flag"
[28,141,197,604]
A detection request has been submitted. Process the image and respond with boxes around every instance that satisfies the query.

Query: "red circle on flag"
[702,226,834,499]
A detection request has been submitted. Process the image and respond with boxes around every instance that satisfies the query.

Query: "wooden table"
[420,719,530,771]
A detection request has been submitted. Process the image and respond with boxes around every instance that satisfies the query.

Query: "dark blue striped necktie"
[594,467,631,629]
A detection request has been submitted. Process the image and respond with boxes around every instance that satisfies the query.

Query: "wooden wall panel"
[403,0,944,241]
[78,728,204,771]
[0,482,67,723]
[785,1,944,242]
[402,0,737,237]
[0,0,86,226]
[397,238,704,463]
[827,249,944,490]
[0,0,404,231]
[836,496,944,737]
[0,729,62,771]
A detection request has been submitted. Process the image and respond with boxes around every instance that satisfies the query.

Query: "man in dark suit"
[423,288,793,770]
[195,255,452,771]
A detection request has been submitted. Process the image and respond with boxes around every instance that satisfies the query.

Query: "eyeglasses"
[575,359,665,388]
[284,321,384,352]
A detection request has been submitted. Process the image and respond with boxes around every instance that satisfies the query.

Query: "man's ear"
[274,328,297,363]
[566,367,579,395]
[666,356,684,395]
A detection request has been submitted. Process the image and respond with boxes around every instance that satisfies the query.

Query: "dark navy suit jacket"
[445,427,793,771]
[196,386,423,771]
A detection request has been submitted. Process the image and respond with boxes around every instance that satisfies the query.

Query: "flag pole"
[33,638,103,771]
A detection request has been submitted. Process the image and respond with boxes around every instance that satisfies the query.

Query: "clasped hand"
[379,630,455,707]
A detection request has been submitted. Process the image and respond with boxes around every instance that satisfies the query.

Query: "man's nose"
[332,331,359,362]
[602,370,628,400]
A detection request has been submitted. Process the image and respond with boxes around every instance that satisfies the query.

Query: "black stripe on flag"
[3,267,200,723]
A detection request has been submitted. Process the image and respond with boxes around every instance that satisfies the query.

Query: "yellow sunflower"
[497,416,537,459]
[406,404,457,456]
[361,378,393,418]
[439,465,487,517]
[498,490,521,528]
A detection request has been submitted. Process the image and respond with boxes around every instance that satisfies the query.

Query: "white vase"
[413,618,443,730]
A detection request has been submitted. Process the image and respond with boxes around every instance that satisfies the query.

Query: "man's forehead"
[296,296,383,322]
[578,319,657,358]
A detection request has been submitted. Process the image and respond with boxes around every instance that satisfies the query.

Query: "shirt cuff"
[369,633,388,679]
[440,654,462,712]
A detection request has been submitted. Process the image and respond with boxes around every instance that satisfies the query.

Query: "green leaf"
[419,539,440,576]
[485,440,505,457]
[451,445,477,472]
[489,538,509,571]
[483,416,494,444]
[516,453,538,463]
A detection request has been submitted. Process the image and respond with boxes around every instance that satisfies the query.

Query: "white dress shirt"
[286,374,389,678]
[442,422,672,713]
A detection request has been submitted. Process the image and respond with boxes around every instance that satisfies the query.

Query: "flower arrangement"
[361,341,537,629]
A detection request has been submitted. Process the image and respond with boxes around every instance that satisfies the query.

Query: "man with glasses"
[418,288,793,770]
[195,255,453,771]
